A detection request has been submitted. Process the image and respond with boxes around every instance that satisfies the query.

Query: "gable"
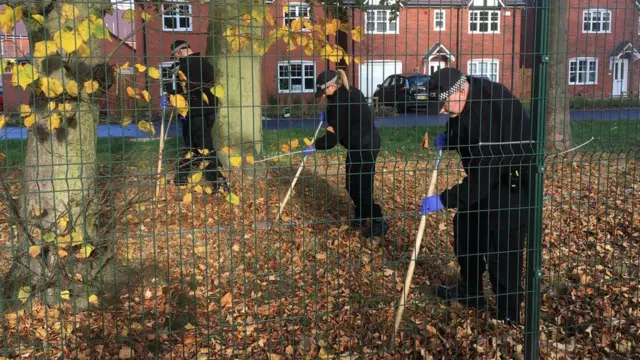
[343,0,528,8]
[468,0,505,7]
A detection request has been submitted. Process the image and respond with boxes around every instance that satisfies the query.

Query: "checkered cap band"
[318,76,338,90]
[429,76,466,101]
[172,43,189,54]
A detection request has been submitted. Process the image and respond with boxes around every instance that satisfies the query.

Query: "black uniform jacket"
[314,86,381,151]
[169,53,217,118]
[439,76,537,228]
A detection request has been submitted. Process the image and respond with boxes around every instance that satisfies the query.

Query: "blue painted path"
[1,108,638,140]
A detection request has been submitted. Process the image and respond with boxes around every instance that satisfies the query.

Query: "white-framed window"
[582,9,611,33]
[469,10,500,33]
[365,10,399,34]
[468,59,499,82]
[162,2,193,32]
[568,57,598,85]
[637,15,640,35]
[160,61,179,95]
[284,3,310,27]
[277,61,316,93]
[434,9,445,31]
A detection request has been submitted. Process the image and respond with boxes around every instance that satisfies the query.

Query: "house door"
[612,59,628,97]
[428,61,446,75]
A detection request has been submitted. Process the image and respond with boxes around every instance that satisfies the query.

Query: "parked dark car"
[372,74,430,113]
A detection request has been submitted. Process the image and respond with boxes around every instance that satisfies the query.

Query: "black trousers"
[345,149,383,220]
[453,209,526,319]
[176,112,225,183]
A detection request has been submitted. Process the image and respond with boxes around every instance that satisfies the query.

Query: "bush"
[570,96,640,110]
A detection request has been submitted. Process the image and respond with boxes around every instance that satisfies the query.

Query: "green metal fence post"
[524,0,550,359]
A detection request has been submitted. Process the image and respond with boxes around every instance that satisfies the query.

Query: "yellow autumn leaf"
[12,64,38,90]
[182,192,192,204]
[169,94,189,117]
[303,137,313,146]
[60,3,80,23]
[280,144,290,153]
[66,80,78,96]
[126,86,136,98]
[20,104,31,117]
[23,114,36,128]
[57,234,72,248]
[197,148,210,155]
[84,80,100,94]
[60,290,71,300]
[289,139,299,149]
[76,244,95,259]
[47,101,57,111]
[202,92,209,104]
[0,115,5,131]
[40,77,64,97]
[121,116,132,127]
[58,249,68,258]
[48,113,62,132]
[219,147,232,155]
[0,59,11,74]
[211,85,225,98]
[31,14,44,26]
[18,286,30,303]
[189,172,203,184]
[241,13,251,26]
[135,63,147,72]
[58,216,69,231]
[177,70,187,81]
[351,26,363,42]
[229,156,242,167]
[75,18,91,42]
[89,294,99,304]
[122,9,135,22]
[141,11,152,21]
[53,28,83,53]
[70,231,83,245]
[283,5,288,13]
[225,192,240,205]
[245,155,255,164]
[119,62,130,71]
[290,19,302,32]
[204,187,213,195]
[353,56,362,65]
[29,245,41,258]
[0,6,22,34]
[58,102,72,112]
[147,67,160,79]
[137,120,156,136]
[33,40,58,58]
[264,8,275,26]
[140,90,150,102]
[76,43,91,57]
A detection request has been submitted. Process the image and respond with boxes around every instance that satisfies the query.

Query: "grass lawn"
[1,120,637,167]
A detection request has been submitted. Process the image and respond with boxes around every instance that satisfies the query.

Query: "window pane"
[179,17,190,29]
[366,21,375,32]
[470,22,478,31]
[491,22,498,31]
[290,64,302,77]
[491,12,499,21]
[304,65,314,77]
[436,20,444,28]
[164,17,177,29]
[479,22,488,32]
[377,22,387,33]
[279,65,289,78]
[280,78,289,90]
[389,20,397,32]
[291,77,302,86]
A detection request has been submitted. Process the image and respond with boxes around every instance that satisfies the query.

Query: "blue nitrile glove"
[420,194,445,215]
[303,145,316,158]
[319,111,327,125]
[178,115,186,121]
[434,133,448,152]
[160,95,170,109]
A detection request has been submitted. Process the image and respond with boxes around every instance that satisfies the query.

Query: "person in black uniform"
[420,68,536,324]
[303,69,388,238]
[162,40,229,193]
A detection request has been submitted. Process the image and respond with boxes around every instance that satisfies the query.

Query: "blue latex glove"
[160,95,170,109]
[420,194,445,215]
[434,133,448,152]
[319,111,327,125]
[178,115,186,121]
[303,145,316,158]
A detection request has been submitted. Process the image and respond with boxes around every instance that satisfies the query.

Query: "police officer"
[163,40,229,193]
[303,69,388,238]
[420,68,536,324]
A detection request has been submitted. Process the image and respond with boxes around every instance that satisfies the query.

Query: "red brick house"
[135,0,532,110]
[564,0,640,98]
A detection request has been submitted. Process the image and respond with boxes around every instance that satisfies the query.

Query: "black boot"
[213,178,231,194]
[436,281,486,309]
[362,218,389,238]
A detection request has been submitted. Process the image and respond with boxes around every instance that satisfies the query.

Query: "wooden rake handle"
[270,112,326,230]
[393,149,443,340]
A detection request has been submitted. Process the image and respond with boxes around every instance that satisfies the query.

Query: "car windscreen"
[407,76,429,87]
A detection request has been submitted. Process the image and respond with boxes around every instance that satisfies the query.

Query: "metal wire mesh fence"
[0,0,637,358]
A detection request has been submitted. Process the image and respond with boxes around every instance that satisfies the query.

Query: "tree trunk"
[546,0,573,152]
[7,1,113,309]
[207,0,264,172]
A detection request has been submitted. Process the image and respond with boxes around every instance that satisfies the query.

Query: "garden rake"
[393,149,443,340]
